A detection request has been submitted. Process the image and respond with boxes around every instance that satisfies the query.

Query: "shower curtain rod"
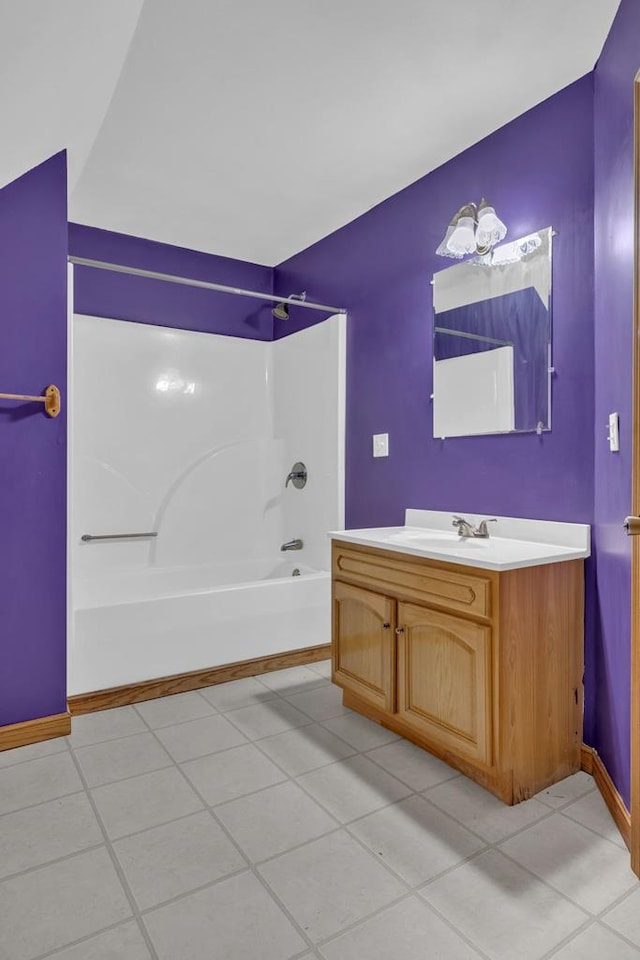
[68,256,346,315]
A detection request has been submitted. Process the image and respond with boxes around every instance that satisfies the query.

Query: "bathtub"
[69,559,330,696]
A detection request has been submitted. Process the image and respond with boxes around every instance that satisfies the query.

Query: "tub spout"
[281,538,303,551]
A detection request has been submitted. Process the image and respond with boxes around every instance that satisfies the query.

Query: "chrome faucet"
[452,516,476,538]
[285,462,307,488]
[476,518,497,538]
[452,516,497,539]
[281,538,303,551]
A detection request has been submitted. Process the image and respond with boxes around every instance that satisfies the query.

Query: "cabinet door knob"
[382,622,391,629]
[395,626,405,635]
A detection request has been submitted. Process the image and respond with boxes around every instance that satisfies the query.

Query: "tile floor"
[1,660,639,960]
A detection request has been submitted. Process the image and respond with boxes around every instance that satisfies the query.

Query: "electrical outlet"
[373,433,389,458]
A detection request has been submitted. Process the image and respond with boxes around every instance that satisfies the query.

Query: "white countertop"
[329,509,591,572]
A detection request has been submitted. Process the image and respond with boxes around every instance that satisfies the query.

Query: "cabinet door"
[397,602,492,765]
[333,581,396,712]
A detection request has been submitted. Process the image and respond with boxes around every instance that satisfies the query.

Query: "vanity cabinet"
[333,581,396,712]
[396,602,492,767]
[332,540,584,804]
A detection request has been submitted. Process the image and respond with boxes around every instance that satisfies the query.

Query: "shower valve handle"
[285,462,307,489]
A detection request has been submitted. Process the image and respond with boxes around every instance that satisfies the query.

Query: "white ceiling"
[2,1,620,266]
[0,0,143,193]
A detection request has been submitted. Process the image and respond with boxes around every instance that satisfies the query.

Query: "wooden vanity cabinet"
[333,580,396,712]
[331,540,584,804]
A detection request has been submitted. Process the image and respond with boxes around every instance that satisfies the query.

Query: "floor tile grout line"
[314,717,401,753]
[78,757,176,791]
[543,892,640,960]
[129,701,220,729]
[0,744,67,771]
[558,805,630,851]
[31,916,154,960]
[221,705,318,737]
[417,868,592,960]
[540,917,604,960]
[62,738,161,960]
[257,673,331,695]
[596,880,640,921]
[134,864,253,916]
[0,786,87,820]
[92,804,232,845]
[361,749,462,793]
[342,815,492,894]
[67,723,157,751]
[312,890,418,953]
[415,827,594,918]
[598,922,640,955]
[487,843,623,920]
[308,881,495,960]
[0,840,107,887]
[134,705,321,955]
[416,786,566,848]
[397,893,497,960]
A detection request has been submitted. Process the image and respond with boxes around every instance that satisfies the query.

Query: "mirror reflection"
[432,227,553,438]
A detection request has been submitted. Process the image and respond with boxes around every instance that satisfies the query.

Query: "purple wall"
[68,223,275,341]
[275,76,598,738]
[592,0,640,809]
[276,75,595,524]
[0,152,68,726]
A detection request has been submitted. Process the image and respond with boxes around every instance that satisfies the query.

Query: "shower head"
[272,291,307,320]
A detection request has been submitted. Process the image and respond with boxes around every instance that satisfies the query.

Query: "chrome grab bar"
[81,532,158,542]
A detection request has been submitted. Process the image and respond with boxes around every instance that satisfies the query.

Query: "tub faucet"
[281,538,303,551]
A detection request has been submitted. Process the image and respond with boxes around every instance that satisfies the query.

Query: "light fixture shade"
[446,216,477,256]
[476,200,507,248]
[436,224,463,258]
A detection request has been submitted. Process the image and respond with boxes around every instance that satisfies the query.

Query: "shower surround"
[69,311,345,695]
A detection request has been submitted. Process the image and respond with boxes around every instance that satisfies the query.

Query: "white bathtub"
[69,560,330,695]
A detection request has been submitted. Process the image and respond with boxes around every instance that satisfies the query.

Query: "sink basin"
[387,530,484,549]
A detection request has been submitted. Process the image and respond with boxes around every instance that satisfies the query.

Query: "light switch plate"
[373,433,389,458]
[608,412,620,452]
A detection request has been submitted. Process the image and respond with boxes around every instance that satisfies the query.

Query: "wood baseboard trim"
[580,743,594,775]
[581,744,631,850]
[68,644,331,715]
[0,711,71,753]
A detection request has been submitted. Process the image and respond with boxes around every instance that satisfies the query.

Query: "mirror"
[432,227,552,438]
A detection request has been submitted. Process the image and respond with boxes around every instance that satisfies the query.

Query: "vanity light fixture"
[436,200,507,259]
